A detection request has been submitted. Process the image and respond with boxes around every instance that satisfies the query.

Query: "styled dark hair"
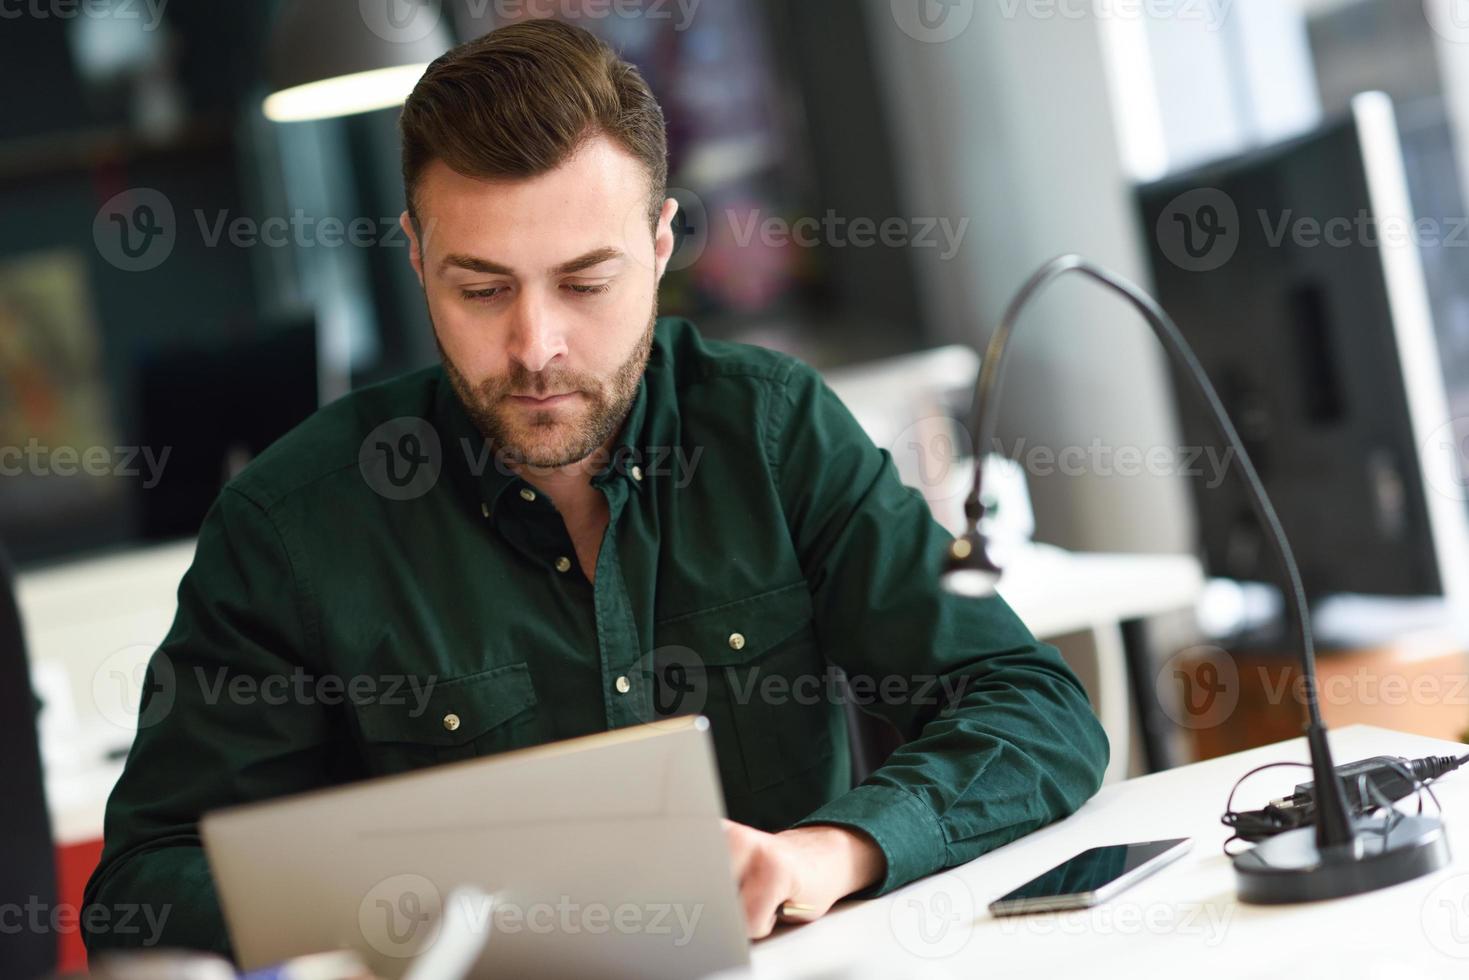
[400,18,668,229]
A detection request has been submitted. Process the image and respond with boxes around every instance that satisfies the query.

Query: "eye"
[563,282,611,296]
[461,286,507,303]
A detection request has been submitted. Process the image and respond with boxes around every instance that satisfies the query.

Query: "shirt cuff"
[790,783,947,897]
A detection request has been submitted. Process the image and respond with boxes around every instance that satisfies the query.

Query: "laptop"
[201,715,750,980]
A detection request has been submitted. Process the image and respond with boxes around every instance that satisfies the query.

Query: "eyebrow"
[437,246,625,279]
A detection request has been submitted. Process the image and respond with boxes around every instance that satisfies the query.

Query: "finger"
[740,854,789,940]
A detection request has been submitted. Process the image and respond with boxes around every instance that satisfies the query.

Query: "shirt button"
[442,712,461,732]
[630,465,643,482]
[519,488,537,502]
[728,632,745,651]
[555,556,572,573]
[615,675,631,694]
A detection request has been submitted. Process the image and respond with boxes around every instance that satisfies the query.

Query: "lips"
[510,392,576,405]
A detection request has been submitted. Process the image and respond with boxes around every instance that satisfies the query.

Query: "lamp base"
[1234,814,1450,904]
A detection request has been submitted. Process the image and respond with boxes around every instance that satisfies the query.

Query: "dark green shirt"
[84,317,1107,956]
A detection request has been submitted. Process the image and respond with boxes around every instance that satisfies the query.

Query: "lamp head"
[940,530,1004,597]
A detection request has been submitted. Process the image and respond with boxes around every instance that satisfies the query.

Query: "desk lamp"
[943,254,1450,903]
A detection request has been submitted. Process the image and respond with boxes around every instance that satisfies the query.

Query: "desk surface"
[752,725,1469,979]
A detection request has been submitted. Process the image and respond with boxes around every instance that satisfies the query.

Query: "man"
[84,18,1107,956]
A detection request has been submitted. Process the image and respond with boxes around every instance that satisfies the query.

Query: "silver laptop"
[201,715,749,980]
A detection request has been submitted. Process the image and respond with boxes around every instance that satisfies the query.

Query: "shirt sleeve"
[766,360,1110,896]
[83,486,345,958]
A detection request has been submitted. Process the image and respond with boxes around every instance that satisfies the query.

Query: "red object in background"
[55,837,104,975]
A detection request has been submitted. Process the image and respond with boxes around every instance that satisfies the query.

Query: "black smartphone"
[987,838,1193,915]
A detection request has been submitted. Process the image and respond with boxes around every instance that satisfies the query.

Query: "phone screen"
[991,838,1189,907]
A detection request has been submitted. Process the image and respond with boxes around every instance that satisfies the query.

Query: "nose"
[505,287,567,375]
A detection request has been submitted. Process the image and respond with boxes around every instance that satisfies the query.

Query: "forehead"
[414,135,652,263]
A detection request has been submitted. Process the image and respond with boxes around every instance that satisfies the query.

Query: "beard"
[437,307,656,470]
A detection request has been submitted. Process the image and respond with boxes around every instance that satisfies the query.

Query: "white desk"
[21,540,1202,843]
[752,724,1469,979]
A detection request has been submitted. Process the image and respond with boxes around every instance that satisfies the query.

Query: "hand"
[722,819,885,939]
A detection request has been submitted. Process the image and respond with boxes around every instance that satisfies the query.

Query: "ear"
[652,196,680,282]
[400,210,425,287]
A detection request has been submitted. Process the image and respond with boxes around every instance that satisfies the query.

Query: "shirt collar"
[432,362,653,516]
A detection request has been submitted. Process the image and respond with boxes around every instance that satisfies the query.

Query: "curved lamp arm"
[943,254,1354,849]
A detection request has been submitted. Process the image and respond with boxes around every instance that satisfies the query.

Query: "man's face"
[402,135,677,469]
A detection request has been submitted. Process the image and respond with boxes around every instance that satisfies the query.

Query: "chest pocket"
[351,662,538,776]
[653,581,835,798]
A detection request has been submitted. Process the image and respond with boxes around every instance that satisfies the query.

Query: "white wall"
[863,0,1194,554]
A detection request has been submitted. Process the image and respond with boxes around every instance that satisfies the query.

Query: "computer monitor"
[1136,92,1469,604]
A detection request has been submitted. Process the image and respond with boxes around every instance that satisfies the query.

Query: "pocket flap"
[353,662,536,746]
[654,581,814,667]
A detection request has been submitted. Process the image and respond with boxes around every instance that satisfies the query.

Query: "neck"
[512,432,619,513]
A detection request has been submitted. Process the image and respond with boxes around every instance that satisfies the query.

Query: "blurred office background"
[13,0,1469,972]
[13,0,1469,567]
[14,1,1469,975]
